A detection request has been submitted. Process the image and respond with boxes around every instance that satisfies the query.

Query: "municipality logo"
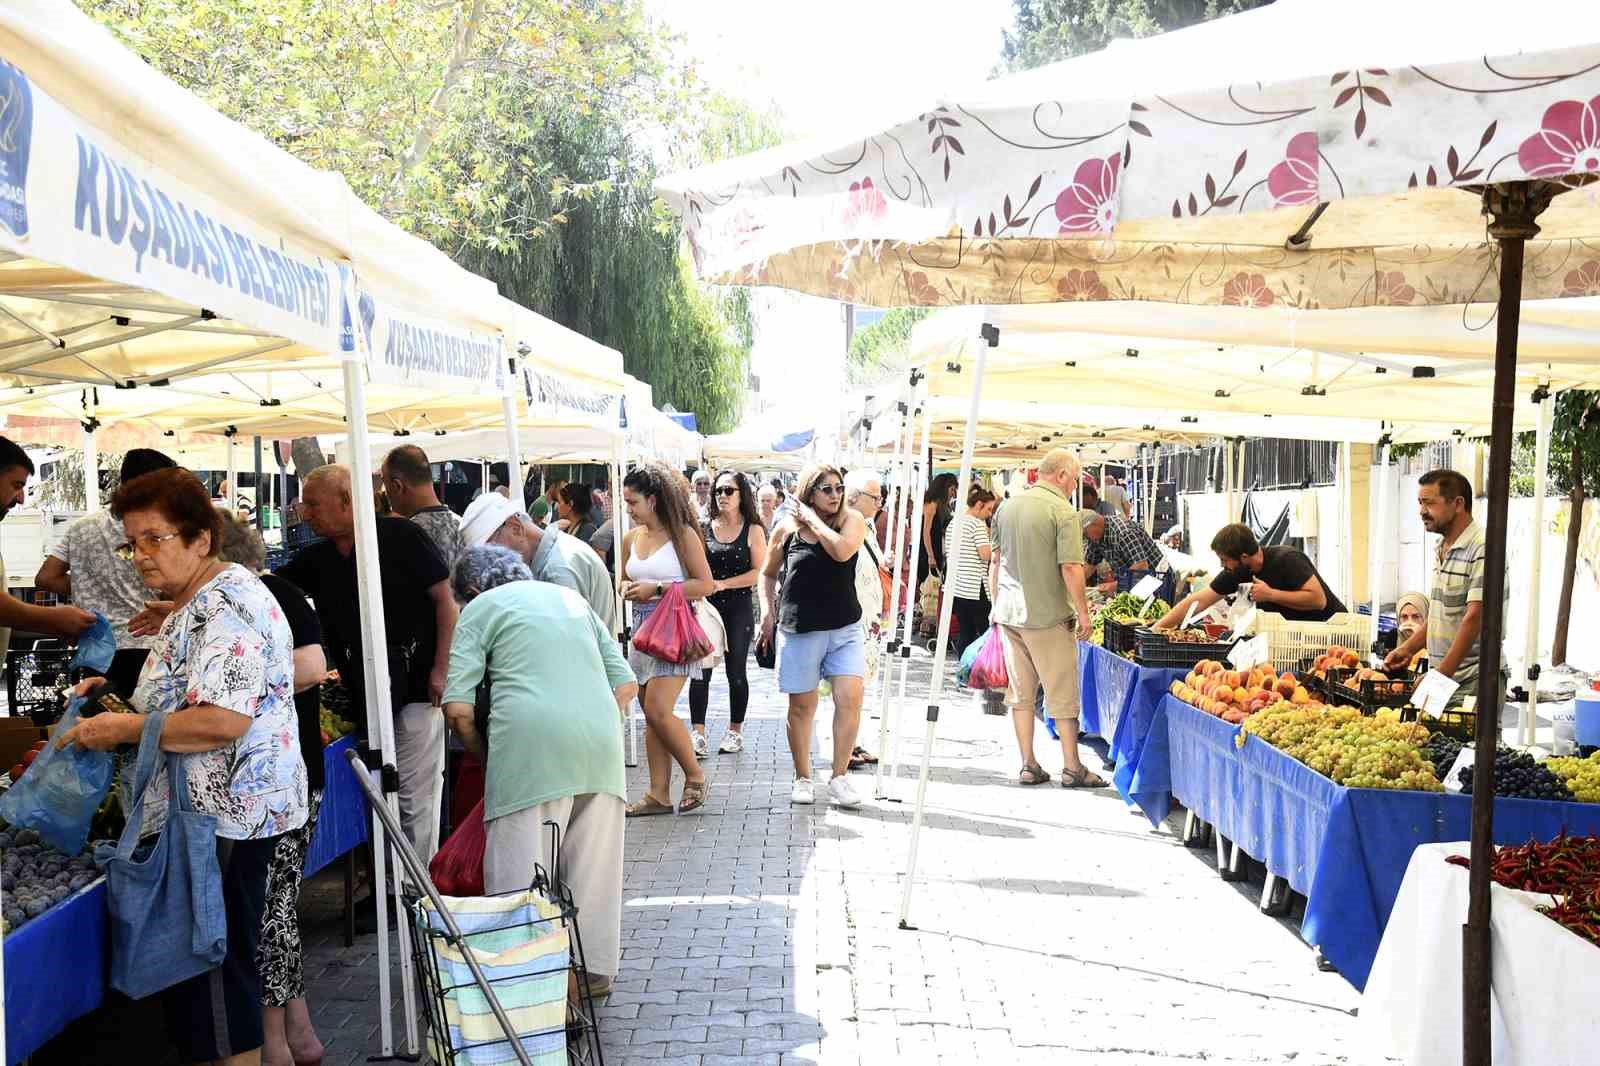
[0,60,33,239]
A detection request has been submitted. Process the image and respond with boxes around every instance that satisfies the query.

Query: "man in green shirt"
[442,545,637,995]
[988,449,1105,789]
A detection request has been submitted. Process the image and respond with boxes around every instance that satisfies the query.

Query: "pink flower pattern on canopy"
[1518,95,1600,177]
[1267,132,1320,208]
[1054,154,1120,234]
[1056,269,1110,302]
[1221,272,1274,308]
[1563,260,1600,297]
[1373,271,1417,306]
[846,178,888,225]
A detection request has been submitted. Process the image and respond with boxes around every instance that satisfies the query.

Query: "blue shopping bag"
[96,711,226,999]
[957,626,991,688]
[72,613,116,675]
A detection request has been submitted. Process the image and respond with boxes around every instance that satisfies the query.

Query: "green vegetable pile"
[1090,593,1170,645]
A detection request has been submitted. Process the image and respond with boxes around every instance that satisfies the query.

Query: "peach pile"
[1309,644,1361,679]
[1168,659,1314,725]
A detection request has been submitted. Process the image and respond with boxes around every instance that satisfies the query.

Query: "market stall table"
[1363,842,1600,1065]
[3,737,368,1064]
[1161,695,1600,989]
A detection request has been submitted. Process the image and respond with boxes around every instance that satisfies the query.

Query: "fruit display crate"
[1101,616,1143,656]
[4,646,76,724]
[1133,629,1240,668]
[1322,668,1419,714]
[1253,611,1375,676]
[1400,703,1476,741]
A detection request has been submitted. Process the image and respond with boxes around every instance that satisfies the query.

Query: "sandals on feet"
[677,779,709,814]
[1018,764,1051,786]
[625,794,674,817]
[1060,767,1109,789]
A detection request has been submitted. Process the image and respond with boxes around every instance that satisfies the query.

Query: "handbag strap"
[112,710,169,859]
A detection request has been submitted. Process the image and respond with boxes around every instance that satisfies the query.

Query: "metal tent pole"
[340,278,420,1058]
[883,398,932,799]
[1464,181,1555,1066]
[874,379,917,799]
[1520,387,1553,746]
[1369,437,1391,652]
[617,432,639,767]
[502,351,524,512]
[898,324,991,929]
[253,436,264,531]
[81,422,99,513]
[1341,440,1355,608]
[225,429,238,513]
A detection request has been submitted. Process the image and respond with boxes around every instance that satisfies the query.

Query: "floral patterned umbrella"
[658,0,1600,310]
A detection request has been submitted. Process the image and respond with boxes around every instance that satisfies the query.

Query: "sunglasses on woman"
[814,483,844,497]
[714,486,740,497]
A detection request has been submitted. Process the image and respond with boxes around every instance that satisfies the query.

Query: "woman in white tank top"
[620,463,716,816]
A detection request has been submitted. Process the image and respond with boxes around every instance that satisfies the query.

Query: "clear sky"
[649,0,1015,141]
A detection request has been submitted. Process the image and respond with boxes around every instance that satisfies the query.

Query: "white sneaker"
[692,731,709,758]
[791,777,815,805]
[718,731,744,754]
[828,775,864,809]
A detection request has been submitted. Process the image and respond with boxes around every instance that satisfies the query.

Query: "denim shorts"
[777,623,866,694]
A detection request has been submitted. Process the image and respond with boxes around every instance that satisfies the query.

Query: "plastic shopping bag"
[956,630,986,687]
[968,626,1010,692]
[632,583,712,665]
[430,798,487,897]
[73,614,117,676]
[0,694,114,855]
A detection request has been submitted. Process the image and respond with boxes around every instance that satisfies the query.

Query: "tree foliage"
[846,308,932,385]
[80,0,765,431]
[1001,0,1272,70]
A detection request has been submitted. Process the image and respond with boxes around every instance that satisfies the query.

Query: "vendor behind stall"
[1080,509,1173,603]
[1155,523,1345,627]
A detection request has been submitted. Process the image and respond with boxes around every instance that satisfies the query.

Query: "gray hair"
[843,467,881,504]
[215,508,268,571]
[690,467,712,485]
[451,544,532,604]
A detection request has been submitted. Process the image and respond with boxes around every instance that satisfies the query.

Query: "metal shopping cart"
[344,751,606,1066]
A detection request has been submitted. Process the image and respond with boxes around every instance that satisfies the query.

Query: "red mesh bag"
[631,583,712,664]
[968,626,1010,691]
[428,798,486,897]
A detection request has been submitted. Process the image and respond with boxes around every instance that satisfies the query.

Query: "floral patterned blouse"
[129,563,308,840]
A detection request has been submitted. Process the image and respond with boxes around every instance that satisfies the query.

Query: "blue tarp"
[1160,694,1600,990]
[5,738,369,1063]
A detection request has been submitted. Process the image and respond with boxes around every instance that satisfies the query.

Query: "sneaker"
[718,731,744,754]
[791,777,815,805]
[828,774,864,809]
[691,731,709,758]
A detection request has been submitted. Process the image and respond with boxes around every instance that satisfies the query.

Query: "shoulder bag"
[96,711,227,999]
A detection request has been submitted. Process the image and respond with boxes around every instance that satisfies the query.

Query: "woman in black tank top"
[757,463,872,809]
[688,473,767,755]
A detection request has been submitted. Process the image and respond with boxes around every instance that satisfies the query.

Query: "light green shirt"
[443,581,633,820]
[989,481,1085,629]
[531,527,617,635]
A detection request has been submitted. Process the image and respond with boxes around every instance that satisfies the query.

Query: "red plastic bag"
[429,799,486,896]
[969,626,1010,691]
[631,582,712,664]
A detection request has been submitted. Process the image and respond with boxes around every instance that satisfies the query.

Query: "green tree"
[1545,391,1600,664]
[80,0,762,431]
[846,308,931,385]
[1001,0,1272,70]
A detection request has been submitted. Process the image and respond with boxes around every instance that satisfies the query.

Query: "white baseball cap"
[460,492,521,547]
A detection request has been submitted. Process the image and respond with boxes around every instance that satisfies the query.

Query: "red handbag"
[631,583,713,664]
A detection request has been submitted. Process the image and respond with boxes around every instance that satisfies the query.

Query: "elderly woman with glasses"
[442,545,638,1002]
[759,463,869,810]
[60,468,306,1066]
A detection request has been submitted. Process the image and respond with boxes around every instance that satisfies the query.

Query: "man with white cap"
[460,492,617,635]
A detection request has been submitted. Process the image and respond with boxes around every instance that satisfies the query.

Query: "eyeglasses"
[714,486,739,497]
[858,490,882,502]
[114,531,180,561]
[814,483,844,497]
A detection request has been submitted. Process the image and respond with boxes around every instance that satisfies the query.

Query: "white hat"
[460,492,521,547]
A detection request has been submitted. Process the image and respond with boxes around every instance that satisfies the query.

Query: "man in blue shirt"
[460,492,617,634]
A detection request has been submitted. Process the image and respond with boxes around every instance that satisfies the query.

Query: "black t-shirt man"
[277,516,449,726]
[1209,545,1346,622]
[258,572,326,792]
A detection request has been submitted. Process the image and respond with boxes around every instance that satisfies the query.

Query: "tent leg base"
[897,919,918,931]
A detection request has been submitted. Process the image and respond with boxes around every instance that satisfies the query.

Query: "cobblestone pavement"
[39,648,1394,1065]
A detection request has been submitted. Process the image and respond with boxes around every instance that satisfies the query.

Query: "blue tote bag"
[95,711,227,999]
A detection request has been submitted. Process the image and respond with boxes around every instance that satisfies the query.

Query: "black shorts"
[162,834,280,1061]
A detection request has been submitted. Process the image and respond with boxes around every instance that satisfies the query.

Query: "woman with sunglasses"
[759,463,869,808]
[687,471,767,756]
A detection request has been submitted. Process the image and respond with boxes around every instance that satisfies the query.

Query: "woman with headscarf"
[1394,592,1429,672]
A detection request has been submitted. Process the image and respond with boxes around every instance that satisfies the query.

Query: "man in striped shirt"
[1385,469,1500,707]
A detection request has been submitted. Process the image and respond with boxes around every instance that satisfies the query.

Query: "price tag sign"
[1181,599,1202,629]
[1442,745,1475,793]
[1129,573,1162,600]
[1227,634,1269,671]
[1411,670,1460,718]
[1229,605,1258,642]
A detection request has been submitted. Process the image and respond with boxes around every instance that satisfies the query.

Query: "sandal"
[1018,764,1051,786]
[1060,767,1109,789]
[851,745,879,765]
[677,779,709,814]
[625,794,674,817]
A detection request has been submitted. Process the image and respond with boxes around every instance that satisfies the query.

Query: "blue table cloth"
[1107,666,1186,823]
[5,738,369,1063]
[1161,694,1600,990]
[303,735,370,877]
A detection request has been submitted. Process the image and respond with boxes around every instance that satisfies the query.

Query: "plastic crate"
[1251,611,1375,676]
[1133,628,1240,668]
[1322,667,1419,714]
[4,646,75,724]
[1101,616,1142,655]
